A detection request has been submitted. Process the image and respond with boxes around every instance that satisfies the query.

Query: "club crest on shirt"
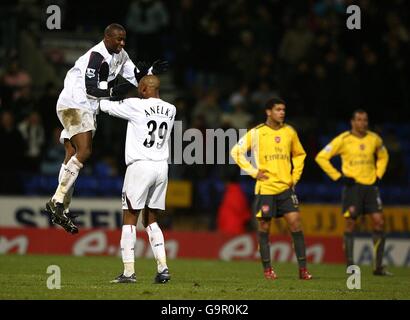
[359,144,365,150]
[275,136,281,143]
[86,68,96,78]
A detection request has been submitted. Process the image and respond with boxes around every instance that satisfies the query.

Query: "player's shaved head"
[140,75,160,89]
[104,23,125,37]
[138,75,160,99]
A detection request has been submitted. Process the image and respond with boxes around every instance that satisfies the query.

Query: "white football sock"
[59,164,74,212]
[63,185,74,213]
[53,156,83,204]
[121,225,136,277]
[146,222,168,273]
[58,163,65,182]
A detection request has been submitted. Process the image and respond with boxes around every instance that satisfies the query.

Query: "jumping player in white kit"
[45,23,168,234]
[100,75,176,284]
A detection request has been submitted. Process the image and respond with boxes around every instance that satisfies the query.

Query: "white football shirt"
[57,41,137,113]
[100,97,176,164]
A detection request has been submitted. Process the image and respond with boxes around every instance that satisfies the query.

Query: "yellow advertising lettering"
[269,204,410,236]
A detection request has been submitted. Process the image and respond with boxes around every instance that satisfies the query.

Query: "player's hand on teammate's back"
[110,82,135,99]
[109,94,124,102]
[152,59,169,75]
[338,175,356,186]
[256,169,269,181]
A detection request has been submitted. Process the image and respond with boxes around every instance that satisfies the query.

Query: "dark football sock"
[372,231,386,270]
[344,232,354,267]
[258,231,271,269]
[291,231,307,268]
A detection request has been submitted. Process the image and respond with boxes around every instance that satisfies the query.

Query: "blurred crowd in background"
[0,0,409,227]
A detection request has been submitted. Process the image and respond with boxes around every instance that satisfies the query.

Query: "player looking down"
[231,97,313,280]
[316,109,390,276]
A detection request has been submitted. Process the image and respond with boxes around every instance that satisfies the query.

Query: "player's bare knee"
[67,147,76,159]
[345,219,356,232]
[63,140,76,163]
[82,146,92,160]
[345,225,355,233]
[76,146,92,163]
[123,210,138,225]
[257,219,270,232]
[146,209,158,227]
[289,221,302,233]
[374,219,384,231]
[64,154,72,164]
[64,153,76,164]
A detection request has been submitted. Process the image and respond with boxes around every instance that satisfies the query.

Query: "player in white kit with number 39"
[100,75,176,284]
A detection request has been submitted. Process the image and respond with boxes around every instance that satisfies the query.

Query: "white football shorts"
[57,106,97,142]
[122,160,169,211]
[59,129,70,144]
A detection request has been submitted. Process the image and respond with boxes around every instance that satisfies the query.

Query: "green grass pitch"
[0,255,409,300]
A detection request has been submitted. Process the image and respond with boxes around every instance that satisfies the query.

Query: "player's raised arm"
[375,135,389,180]
[315,135,343,181]
[121,53,139,86]
[290,130,306,185]
[121,57,169,86]
[230,129,259,178]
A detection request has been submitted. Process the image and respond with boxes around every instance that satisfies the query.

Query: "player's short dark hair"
[265,97,286,110]
[104,23,126,36]
[351,108,367,120]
